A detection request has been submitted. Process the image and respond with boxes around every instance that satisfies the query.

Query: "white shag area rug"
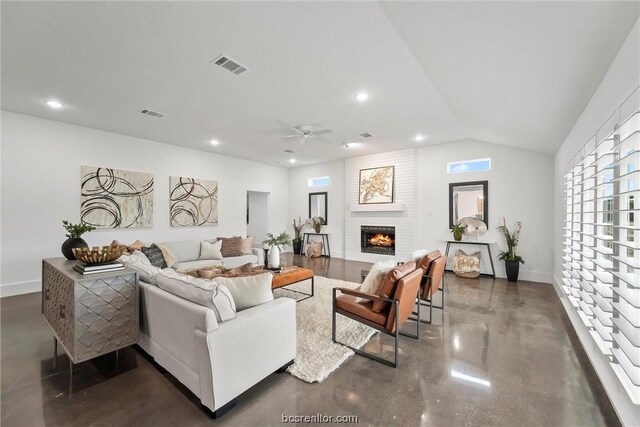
[274,276,376,383]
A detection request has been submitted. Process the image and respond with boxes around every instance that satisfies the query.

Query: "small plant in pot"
[61,220,96,260]
[292,217,304,255]
[306,216,325,234]
[497,217,524,282]
[450,223,467,241]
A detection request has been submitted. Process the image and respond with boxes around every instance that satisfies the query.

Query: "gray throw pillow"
[141,244,167,268]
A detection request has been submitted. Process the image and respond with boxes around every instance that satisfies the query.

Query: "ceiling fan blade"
[274,119,302,133]
[312,135,333,143]
[313,128,333,135]
[282,134,301,138]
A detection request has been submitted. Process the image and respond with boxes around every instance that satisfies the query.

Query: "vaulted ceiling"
[2,2,638,166]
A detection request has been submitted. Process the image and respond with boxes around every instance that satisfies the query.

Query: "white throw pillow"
[410,249,430,261]
[199,240,223,260]
[360,259,397,296]
[156,269,236,322]
[120,250,161,284]
[215,272,274,311]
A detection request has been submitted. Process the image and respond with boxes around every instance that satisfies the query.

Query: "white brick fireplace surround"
[344,149,416,263]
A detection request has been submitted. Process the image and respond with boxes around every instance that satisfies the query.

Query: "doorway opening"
[247,191,270,243]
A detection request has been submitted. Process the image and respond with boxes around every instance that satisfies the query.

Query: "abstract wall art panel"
[169,176,218,227]
[81,166,154,228]
[359,166,395,204]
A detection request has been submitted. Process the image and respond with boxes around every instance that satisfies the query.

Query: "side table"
[41,258,139,382]
[302,233,331,257]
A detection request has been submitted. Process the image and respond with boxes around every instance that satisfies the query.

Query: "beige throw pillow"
[305,240,323,258]
[200,240,223,260]
[158,244,178,268]
[240,236,255,255]
[453,249,481,278]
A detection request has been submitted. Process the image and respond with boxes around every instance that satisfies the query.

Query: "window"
[562,87,639,404]
[447,158,491,174]
[308,176,330,187]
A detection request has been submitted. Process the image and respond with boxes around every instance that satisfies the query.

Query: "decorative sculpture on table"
[459,217,487,240]
[359,166,394,204]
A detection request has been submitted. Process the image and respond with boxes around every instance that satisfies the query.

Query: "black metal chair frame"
[412,271,447,324]
[331,287,420,368]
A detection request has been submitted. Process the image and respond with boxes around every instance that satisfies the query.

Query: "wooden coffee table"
[272,267,314,302]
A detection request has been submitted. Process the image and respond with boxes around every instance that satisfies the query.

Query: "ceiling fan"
[279,123,333,145]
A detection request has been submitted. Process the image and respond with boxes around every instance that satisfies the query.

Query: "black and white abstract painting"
[169,176,218,227]
[81,166,154,228]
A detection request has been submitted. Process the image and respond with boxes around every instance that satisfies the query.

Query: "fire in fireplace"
[361,226,396,255]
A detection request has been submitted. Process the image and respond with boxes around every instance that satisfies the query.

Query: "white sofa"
[161,239,264,271]
[131,240,296,418]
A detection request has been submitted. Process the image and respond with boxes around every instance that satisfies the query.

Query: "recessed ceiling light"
[355,92,369,102]
[44,100,64,109]
[343,142,361,149]
[414,134,425,142]
[210,139,220,146]
[289,158,296,164]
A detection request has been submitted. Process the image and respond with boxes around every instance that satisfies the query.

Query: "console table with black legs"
[302,233,331,257]
[444,240,496,278]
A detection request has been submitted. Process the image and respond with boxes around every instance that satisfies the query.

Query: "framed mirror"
[309,192,328,225]
[449,181,488,227]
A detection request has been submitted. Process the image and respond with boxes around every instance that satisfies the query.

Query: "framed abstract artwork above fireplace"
[359,166,394,204]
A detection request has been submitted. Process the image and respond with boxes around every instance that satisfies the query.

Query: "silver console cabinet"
[41,258,138,371]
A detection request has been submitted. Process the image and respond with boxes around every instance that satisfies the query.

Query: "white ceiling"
[2,2,638,167]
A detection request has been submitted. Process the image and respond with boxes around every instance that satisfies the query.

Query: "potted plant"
[306,216,325,233]
[292,217,304,255]
[497,218,524,282]
[61,220,96,260]
[450,223,467,241]
[263,231,292,268]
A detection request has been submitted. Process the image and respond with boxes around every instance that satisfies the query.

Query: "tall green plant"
[497,217,524,264]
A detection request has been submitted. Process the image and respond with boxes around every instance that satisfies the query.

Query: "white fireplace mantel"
[349,203,405,212]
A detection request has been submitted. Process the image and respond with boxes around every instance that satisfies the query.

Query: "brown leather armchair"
[415,251,447,324]
[332,267,423,368]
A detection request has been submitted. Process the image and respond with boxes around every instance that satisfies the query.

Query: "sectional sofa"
[120,239,296,417]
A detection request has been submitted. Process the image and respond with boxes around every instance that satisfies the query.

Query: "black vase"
[292,240,302,255]
[505,260,520,282]
[61,237,88,260]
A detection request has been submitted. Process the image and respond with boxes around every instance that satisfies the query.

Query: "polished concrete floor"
[1,255,619,426]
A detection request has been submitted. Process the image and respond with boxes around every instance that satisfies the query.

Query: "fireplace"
[361,226,396,255]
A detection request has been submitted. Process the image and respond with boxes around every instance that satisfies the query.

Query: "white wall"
[1,111,289,296]
[247,191,270,243]
[552,19,640,427]
[288,161,344,257]
[416,139,554,283]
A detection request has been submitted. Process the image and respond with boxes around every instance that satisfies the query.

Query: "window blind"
[563,87,639,404]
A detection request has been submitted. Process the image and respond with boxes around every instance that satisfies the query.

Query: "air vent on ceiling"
[139,108,165,118]
[284,149,295,153]
[211,54,248,75]
[360,132,373,138]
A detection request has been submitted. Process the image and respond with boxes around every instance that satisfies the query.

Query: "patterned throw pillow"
[305,241,323,258]
[218,237,243,258]
[141,244,168,269]
[453,249,481,278]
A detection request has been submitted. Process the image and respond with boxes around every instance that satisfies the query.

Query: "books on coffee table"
[73,261,124,275]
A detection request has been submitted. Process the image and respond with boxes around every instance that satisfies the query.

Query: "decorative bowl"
[72,245,125,265]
